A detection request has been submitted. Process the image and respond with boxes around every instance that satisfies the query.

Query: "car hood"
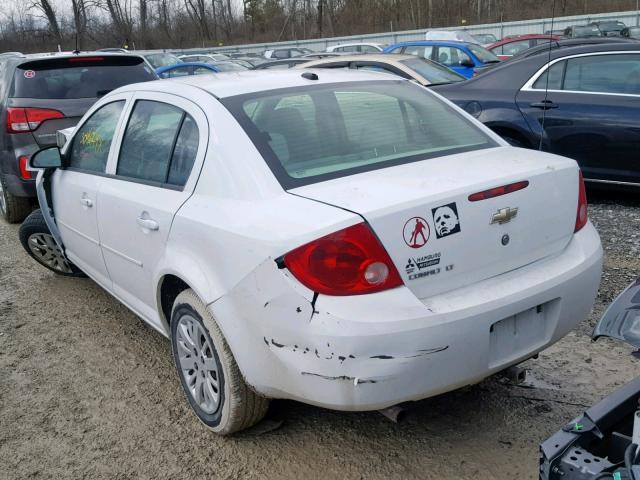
[593,278,640,347]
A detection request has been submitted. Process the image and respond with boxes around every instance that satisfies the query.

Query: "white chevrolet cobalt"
[21,69,602,434]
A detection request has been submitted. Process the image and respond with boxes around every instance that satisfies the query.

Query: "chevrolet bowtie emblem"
[491,207,518,225]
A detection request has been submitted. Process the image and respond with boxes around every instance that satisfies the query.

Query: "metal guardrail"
[168,8,640,56]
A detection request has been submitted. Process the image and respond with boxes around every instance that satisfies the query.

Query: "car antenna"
[539,0,557,151]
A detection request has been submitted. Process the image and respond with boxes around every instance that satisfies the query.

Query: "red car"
[487,34,561,60]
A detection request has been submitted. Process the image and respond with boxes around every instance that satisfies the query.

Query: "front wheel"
[18,209,85,277]
[171,289,269,435]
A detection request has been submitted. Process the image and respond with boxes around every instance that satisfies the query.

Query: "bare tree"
[28,0,62,43]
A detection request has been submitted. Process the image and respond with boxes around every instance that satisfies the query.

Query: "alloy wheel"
[175,314,221,414]
[27,233,73,274]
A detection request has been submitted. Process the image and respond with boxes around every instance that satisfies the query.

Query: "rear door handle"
[529,100,558,110]
[136,217,159,231]
[80,198,93,208]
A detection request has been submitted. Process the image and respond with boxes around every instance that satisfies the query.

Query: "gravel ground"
[1,189,638,480]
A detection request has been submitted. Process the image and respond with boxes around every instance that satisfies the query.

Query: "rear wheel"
[171,289,269,435]
[0,174,31,223]
[18,209,84,277]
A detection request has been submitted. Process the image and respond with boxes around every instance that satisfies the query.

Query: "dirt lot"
[1,190,639,480]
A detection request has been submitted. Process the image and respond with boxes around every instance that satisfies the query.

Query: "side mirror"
[31,146,62,169]
[460,59,475,68]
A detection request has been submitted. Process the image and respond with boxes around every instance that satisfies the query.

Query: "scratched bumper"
[209,222,602,411]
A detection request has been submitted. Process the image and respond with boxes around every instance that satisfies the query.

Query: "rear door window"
[403,45,434,60]
[563,54,640,95]
[11,56,155,99]
[68,101,125,172]
[436,47,472,66]
[117,100,198,187]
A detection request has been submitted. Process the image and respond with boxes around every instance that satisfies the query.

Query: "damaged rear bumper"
[209,222,602,411]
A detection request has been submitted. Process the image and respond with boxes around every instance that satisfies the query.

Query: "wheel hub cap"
[176,315,220,414]
[27,233,74,274]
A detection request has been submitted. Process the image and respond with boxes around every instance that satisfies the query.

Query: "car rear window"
[10,56,156,99]
[222,80,497,189]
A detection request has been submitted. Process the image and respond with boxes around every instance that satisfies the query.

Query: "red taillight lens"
[575,171,588,232]
[6,107,64,133]
[283,223,403,296]
[468,181,529,201]
[18,155,32,180]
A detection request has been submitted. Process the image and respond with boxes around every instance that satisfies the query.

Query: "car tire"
[18,209,85,277]
[0,174,32,223]
[171,289,269,435]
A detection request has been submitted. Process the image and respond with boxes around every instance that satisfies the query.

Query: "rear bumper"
[211,222,602,411]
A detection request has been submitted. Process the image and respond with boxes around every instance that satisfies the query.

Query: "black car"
[564,25,604,38]
[0,52,157,223]
[433,43,640,188]
[590,20,627,37]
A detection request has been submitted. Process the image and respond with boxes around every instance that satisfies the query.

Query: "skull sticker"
[431,203,461,239]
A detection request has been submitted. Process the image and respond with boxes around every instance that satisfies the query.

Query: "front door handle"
[530,100,558,110]
[80,198,93,208]
[136,217,159,231]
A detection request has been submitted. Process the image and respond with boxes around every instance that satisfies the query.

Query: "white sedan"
[21,69,602,434]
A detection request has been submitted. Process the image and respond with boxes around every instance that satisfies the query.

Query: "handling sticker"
[23,70,36,79]
[405,252,454,280]
[403,216,430,249]
[432,202,461,239]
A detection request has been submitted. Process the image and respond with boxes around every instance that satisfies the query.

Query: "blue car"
[156,61,248,78]
[383,41,501,78]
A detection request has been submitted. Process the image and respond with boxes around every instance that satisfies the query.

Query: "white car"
[425,29,480,44]
[325,42,386,53]
[21,69,603,435]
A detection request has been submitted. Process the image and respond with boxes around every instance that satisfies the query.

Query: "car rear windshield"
[11,56,156,99]
[222,80,497,189]
[399,58,465,84]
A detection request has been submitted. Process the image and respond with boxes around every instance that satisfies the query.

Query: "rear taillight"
[6,107,64,133]
[18,155,32,180]
[575,171,588,232]
[283,223,403,296]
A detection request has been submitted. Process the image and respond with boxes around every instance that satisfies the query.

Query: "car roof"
[389,40,476,48]
[156,62,216,72]
[514,37,639,59]
[116,69,404,98]
[488,34,559,48]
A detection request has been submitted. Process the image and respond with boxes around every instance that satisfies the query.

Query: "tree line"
[1,0,637,53]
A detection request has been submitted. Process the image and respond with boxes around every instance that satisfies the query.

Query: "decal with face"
[432,203,461,239]
[23,70,35,79]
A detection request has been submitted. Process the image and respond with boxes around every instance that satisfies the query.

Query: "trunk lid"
[289,146,580,299]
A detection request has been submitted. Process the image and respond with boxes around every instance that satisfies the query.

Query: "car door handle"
[529,100,558,110]
[80,198,93,208]
[136,217,159,231]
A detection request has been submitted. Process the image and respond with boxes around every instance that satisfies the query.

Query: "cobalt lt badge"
[491,207,518,225]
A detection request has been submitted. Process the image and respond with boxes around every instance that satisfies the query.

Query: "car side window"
[502,40,531,56]
[167,115,199,187]
[437,47,472,66]
[532,60,566,90]
[404,45,434,59]
[361,46,380,53]
[117,100,194,186]
[68,100,124,173]
[563,54,640,95]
